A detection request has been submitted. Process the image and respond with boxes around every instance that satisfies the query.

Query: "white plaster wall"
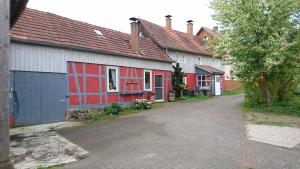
[167,49,224,73]
[10,43,173,73]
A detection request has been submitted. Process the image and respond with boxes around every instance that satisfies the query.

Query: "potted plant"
[169,91,175,102]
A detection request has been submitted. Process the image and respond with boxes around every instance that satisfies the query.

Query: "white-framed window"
[107,66,119,92]
[214,59,221,67]
[183,76,187,85]
[175,52,180,62]
[197,75,211,87]
[144,70,152,91]
[181,55,186,63]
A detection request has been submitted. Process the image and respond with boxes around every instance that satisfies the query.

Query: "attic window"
[94,29,103,36]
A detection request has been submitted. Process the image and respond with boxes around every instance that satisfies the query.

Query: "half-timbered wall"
[68,62,172,109]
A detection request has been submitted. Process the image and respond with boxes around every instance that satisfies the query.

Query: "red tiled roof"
[10,8,172,62]
[195,65,224,75]
[139,19,212,56]
[196,27,215,37]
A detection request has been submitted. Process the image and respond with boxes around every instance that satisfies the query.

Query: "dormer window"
[94,29,103,37]
[203,36,209,42]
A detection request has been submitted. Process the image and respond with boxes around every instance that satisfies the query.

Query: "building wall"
[167,49,224,74]
[9,42,173,126]
[68,62,172,109]
[167,49,224,91]
[10,42,173,73]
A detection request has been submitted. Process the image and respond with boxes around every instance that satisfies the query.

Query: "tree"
[172,63,185,98]
[211,0,300,107]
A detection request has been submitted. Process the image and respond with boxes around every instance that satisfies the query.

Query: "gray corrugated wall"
[11,71,67,126]
[10,42,173,73]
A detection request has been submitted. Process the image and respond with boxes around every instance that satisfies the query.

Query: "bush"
[104,103,123,115]
[295,84,300,95]
[133,99,152,110]
[89,112,101,121]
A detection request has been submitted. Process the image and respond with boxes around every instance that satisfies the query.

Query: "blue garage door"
[12,71,67,126]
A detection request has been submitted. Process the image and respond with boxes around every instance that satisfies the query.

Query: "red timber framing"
[67,62,172,109]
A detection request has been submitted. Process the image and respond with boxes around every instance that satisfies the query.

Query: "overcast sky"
[27,0,216,34]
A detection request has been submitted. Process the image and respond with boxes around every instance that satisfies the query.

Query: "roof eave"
[11,38,173,63]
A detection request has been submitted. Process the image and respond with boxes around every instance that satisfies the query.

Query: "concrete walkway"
[58,94,300,169]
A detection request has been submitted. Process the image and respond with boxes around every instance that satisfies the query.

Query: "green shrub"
[104,103,123,115]
[295,84,300,95]
[89,112,101,121]
[133,99,152,110]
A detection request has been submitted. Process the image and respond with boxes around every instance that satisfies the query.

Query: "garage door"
[12,71,67,126]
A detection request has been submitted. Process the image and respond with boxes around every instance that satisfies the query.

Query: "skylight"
[94,29,103,36]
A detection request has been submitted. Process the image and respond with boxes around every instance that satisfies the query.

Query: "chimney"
[129,17,139,53]
[187,20,193,39]
[165,15,172,29]
[213,26,218,32]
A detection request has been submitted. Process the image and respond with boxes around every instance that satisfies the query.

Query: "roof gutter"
[11,38,173,63]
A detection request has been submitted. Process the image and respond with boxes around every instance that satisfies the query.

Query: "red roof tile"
[196,27,215,37]
[139,19,212,56]
[195,65,224,74]
[10,8,172,62]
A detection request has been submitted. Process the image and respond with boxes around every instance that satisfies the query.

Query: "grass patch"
[175,95,209,103]
[244,111,300,127]
[243,95,300,116]
[243,95,300,127]
[223,89,243,96]
[37,164,65,169]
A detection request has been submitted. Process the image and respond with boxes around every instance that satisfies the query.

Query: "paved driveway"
[58,94,300,169]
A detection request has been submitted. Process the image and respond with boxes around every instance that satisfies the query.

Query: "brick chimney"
[165,15,172,29]
[187,20,193,39]
[213,26,218,32]
[129,17,139,53]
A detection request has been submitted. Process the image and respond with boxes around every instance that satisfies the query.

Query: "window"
[175,52,185,63]
[107,66,119,92]
[144,70,152,91]
[183,76,187,85]
[182,55,185,63]
[214,59,221,67]
[197,75,211,87]
[175,52,180,62]
[94,29,104,38]
[198,57,202,65]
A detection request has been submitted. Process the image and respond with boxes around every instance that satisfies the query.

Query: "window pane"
[145,72,150,89]
[207,81,211,86]
[109,69,116,90]
[201,81,206,86]
[202,76,206,80]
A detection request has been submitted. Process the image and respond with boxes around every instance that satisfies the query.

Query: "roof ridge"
[140,19,199,38]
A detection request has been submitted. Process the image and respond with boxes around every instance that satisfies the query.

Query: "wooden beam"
[0,0,13,168]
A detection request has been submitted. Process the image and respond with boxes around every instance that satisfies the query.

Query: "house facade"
[10,9,173,126]
[139,16,225,95]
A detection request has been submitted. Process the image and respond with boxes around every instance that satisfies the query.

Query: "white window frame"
[182,54,186,63]
[183,76,187,85]
[197,75,211,87]
[107,66,119,92]
[144,70,152,91]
